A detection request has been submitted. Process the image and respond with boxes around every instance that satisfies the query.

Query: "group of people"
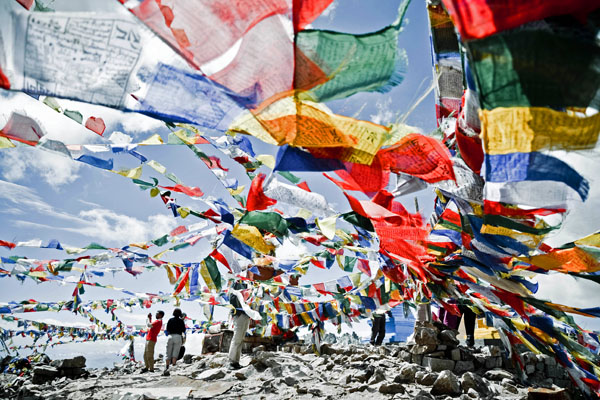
[141,308,187,376]
[371,302,477,347]
[139,281,254,374]
[141,284,477,373]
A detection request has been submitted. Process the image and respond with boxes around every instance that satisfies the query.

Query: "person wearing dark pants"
[370,312,386,346]
[460,305,476,347]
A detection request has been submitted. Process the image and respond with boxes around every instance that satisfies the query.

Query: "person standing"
[142,310,164,373]
[228,281,250,370]
[163,308,186,376]
[370,310,386,346]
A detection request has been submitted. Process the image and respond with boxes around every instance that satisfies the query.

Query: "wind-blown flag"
[377,133,455,183]
[246,173,277,211]
[232,97,390,165]
[485,152,589,202]
[466,29,600,110]
[295,0,410,103]
[201,257,222,292]
[442,0,600,41]
[126,0,333,69]
[480,107,600,154]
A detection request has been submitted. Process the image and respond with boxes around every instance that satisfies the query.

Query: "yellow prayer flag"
[0,137,15,148]
[115,165,143,179]
[316,215,337,240]
[147,160,167,174]
[232,224,275,254]
[481,107,600,155]
[228,185,245,196]
[138,134,164,145]
[574,233,600,248]
[256,154,275,169]
[296,208,313,219]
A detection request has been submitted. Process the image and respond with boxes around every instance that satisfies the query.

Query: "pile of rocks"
[32,355,88,384]
[0,336,581,400]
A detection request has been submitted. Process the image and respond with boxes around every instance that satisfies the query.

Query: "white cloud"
[60,209,176,243]
[0,179,177,244]
[118,112,165,136]
[0,179,56,214]
[370,97,395,125]
[0,147,81,187]
[15,209,177,244]
[276,238,308,261]
[108,130,133,144]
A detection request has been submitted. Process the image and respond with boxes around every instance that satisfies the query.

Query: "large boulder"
[527,387,571,400]
[439,330,459,346]
[484,368,514,382]
[431,370,461,396]
[196,368,226,381]
[415,370,438,386]
[414,325,439,346]
[379,383,406,394]
[51,356,85,369]
[422,356,455,372]
[395,363,418,383]
[31,365,59,384]
[454,360,475,374]
[460,372,490,395]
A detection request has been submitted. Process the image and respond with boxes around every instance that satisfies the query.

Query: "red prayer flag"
[84,117,106,136]
[159,184,204,197]
[455,126,483,174]
[483,201,566,218]
[357,258,371,277]
[297,181,311,192]
[210,249,232,273]
[0,240,16,250]
[377,133,455,183]
[246,173,277,211]
[169,225,188,237]
[442,0,599,41]
[293,0,335,31]
[128,0,289,68]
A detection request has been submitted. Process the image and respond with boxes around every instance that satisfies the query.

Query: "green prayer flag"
[483,214,559,236]
[239,211,289,237]
[55,260,74,272]
[151,234,169,247]
[466,29,600,110]
[204,256,222,292]
[85,242,107,250]
[170,243,191,251]
[64,110,83,124]
[341,211,374,232]
[343,256,357,272]
[296,0,409,103]
[277,171,301,184]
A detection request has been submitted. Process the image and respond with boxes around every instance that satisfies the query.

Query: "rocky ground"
[0,322,580,400]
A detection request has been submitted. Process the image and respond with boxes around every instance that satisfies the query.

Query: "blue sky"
[1,0,598,364]
[0,0,438,355]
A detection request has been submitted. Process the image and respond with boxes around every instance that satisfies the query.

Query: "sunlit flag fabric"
[441,0,600,41]
[466,27,600,110]
[2,0,600,396]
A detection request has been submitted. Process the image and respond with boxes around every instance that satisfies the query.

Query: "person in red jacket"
[141,310,164,373]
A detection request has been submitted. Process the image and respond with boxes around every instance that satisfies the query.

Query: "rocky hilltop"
[0,323,579,400]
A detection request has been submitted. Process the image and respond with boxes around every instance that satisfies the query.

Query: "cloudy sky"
[0,0,598,365]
